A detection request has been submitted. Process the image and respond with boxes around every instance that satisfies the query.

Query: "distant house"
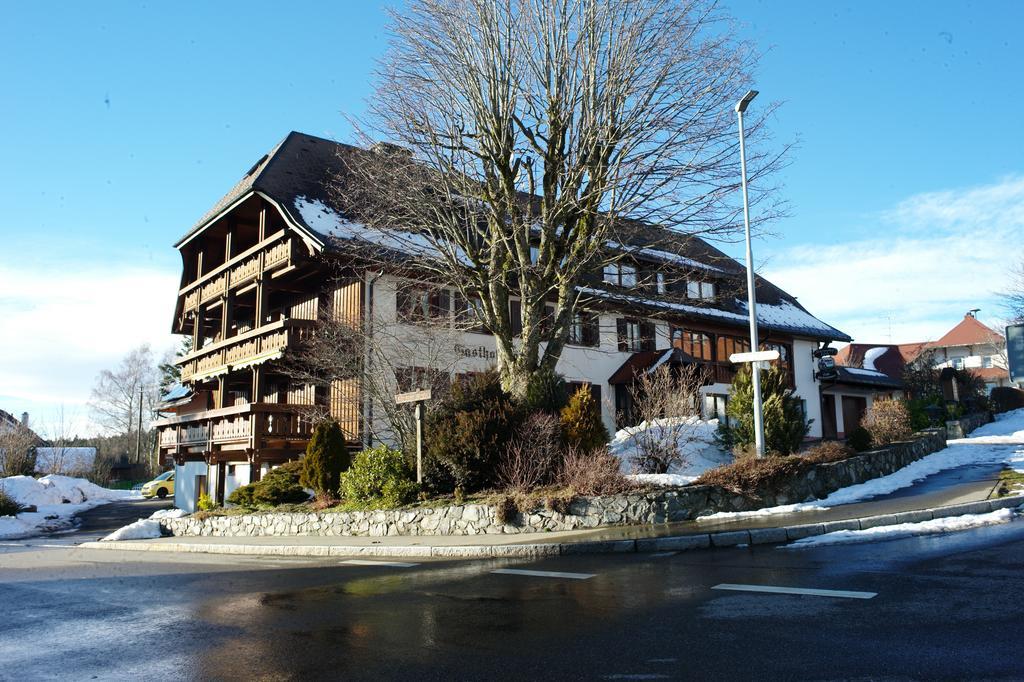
[34,447,97,476]
[823,345,906,439]
[926,312,1014,392]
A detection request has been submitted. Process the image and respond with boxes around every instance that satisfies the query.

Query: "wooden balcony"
[179,231,295,313]
[177,318,314,382]
[155,403,315,452]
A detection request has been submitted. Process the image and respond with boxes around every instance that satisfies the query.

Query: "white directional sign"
[729,350,780,364]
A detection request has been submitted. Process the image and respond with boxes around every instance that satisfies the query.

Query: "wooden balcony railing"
[177,318,314,382]
[178,231,294,313]
[155,403,315,451]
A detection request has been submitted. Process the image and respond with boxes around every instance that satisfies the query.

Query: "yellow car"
[141,470,175,499]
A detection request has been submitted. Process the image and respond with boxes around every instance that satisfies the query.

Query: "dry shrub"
[558,448,632,496]
[544,492,574,515]
[692,456,808,496]
[497,412,563,493]
[863,399,913,447]
[625,364,707,474]
[802,441,854,465]
[493,494,518,525]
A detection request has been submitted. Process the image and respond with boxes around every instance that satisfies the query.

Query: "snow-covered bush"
[625,364,707,473]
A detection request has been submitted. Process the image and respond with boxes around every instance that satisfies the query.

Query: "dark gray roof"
[180,131,850,342]
[833,366,905,389]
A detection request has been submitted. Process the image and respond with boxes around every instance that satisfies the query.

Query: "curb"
[78,495,1024,560]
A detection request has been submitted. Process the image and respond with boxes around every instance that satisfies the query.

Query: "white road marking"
[648,551,678,558]
[603,675,671,680]
[491,568,595,580]
[712,583,877,599]
[340,559,420,568]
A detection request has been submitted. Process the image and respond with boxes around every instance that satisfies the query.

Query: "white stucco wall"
[792,338,823,439]
[224,463,250,500]
[174,460,209,513]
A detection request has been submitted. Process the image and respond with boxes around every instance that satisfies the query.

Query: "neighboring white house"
[927,312,1015,392]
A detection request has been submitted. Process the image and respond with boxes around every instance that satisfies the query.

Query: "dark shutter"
[510,300,522,336]
[616,318,628,352]
[639,321,656,351]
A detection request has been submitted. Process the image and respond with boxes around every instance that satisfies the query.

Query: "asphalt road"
[2,511,1024,681]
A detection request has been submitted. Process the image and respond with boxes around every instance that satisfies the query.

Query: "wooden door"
[821,394,838,439]
[841,396,868,436]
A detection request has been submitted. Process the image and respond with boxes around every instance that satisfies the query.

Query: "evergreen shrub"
[340,445,418,508]
[0,488,25,517]
[991,387,1024,413]
[424,371,524,493]
[522,366,570,415]
[846,426,872,452]
[300,419,351,498]
[226,459,310,508]
[560,386,610,453]
[718,365,811,456]
[197,492,217,511]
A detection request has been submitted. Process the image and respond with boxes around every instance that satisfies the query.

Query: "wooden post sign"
[395,389,433,483]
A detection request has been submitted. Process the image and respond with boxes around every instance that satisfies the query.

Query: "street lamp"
[735,89,766,458]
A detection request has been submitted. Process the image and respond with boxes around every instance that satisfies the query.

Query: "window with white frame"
[603,263,638,288]
[686,280,716,300]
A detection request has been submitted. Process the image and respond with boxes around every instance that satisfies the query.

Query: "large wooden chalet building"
[156,132,855,511]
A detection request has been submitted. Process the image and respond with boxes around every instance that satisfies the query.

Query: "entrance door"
[841,396,868,436]
[821,394,837,439]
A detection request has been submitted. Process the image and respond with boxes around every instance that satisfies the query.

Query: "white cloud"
[0,262,179,431]
[765,176,1023,344]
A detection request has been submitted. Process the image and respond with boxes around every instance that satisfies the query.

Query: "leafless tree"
[36,405,81,475]
[280,284,471,453]
[0,421,40,477]
[1000,257,1024,324]
[89,344,161,441]
[624,362,708,473]
[335,0,787,399]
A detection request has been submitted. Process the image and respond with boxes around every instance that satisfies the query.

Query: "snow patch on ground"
[101,507,186,541]
[609,417,733,486]
[699,408,1024,522]
[0,475,134,539]
[785,507,1021,548]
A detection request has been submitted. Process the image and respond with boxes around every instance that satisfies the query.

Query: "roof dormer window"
[603,263,637,288]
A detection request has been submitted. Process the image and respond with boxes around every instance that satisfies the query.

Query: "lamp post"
[735,89,766,459]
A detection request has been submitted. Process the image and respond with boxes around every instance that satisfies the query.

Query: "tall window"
[452,292,486,332]
[982,356,993,368]
[568,311,600,347]
[717,334,750,362]
[686,280,716,300]
[672,327,714,360]
[761,341,794,385]
[603,263,638,288]
[616,318,655,352]
[397,284,450,322]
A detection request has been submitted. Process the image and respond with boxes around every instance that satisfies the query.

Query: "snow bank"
[101,507,185,541]
[610,417,733,486]
[0,475,133,540]
[699,408,1024,522]
[785,506,1021,548]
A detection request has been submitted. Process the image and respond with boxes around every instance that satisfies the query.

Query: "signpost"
[395,389,433,483]
[1007,323,1024,385]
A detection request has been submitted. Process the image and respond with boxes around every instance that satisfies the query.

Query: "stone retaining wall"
[160,428,947,539]
[945,411,992,439]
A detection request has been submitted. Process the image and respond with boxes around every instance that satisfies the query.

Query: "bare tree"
[279,283,471,453]
[1001,256,1024,324]
[89,344,161,440]
[0,421,40,477]
[335,0,786,399]
[624,363,709,473]
[36,405,81,475]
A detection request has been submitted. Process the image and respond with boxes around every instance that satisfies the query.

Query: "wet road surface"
[2,512,1023,680]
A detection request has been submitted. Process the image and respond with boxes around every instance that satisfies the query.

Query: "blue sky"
[1,1,1021,433]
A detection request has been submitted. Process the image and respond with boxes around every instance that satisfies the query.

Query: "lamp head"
[735,90,759,113]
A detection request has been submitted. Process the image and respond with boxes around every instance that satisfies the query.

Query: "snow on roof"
[294,196,461,261]
[843,367,890,377]
[579,287,847,340]
[863,346,889,371]
[605,242,724,273]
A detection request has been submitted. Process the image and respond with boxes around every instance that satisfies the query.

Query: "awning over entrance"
[607,348,700,385]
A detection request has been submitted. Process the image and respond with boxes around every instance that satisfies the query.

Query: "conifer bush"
[300,419,351,498]
[560,386,610,453]
[846,426,872,452]
[227,459,310,508]
[339,445,418,508]
[522,366,570,415]
[0,488,25,517]
[197,492,217,511]
[424,371,524,493]
[718,365,811,456]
